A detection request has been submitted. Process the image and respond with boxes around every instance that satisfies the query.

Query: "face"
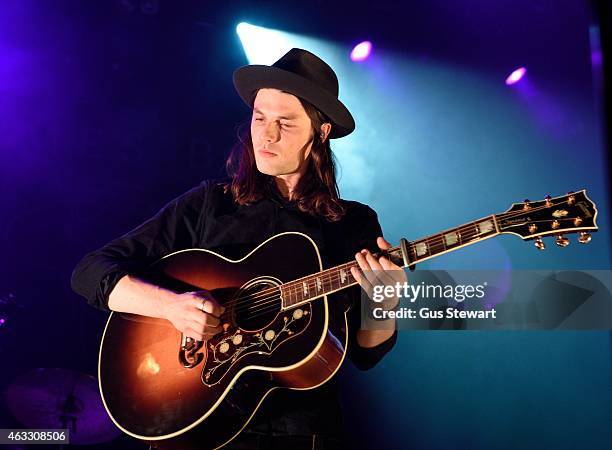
[250,88,315,178]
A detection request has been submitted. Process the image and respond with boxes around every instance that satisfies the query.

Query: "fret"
[290,283,298,306]
[330,269,339,290]
[307,277,316,300]
[326,271,334,292]
[280,213,505,310]
[323,272,332,292]
[282,285,291,308]
[439,233,447,251]
[429,238,444,255]
[492,214,501,233]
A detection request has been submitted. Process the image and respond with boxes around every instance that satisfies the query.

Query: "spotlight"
[505,67,526,85]
[236,22,249,35]
[236,22,293,64]
[350,41,372,62]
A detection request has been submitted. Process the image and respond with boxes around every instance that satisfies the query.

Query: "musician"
[72,48,403,449]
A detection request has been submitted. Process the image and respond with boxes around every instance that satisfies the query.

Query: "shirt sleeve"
[70,180,211,311]
[344,204,398,371]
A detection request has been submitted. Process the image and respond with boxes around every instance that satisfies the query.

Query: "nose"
[263,122,280,144]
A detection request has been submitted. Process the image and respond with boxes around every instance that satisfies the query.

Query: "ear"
[319,123,332,143]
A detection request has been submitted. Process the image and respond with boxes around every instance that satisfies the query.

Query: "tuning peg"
[523,199,531,211]
[578,232,592,244]
[545,195,552,207]
[534,237,545,250]
[555,234,570,247]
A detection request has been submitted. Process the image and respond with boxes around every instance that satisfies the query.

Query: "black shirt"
[71,179,397,440]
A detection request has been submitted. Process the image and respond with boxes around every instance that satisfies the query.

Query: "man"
[72,48,403,449]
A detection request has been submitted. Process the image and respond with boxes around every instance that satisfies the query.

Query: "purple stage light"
[350,41,372,62]
[505,67,527,85]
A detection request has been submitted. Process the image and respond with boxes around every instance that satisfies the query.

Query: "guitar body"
[98,232,348,449]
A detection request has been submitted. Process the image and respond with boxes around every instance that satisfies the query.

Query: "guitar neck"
[281,214,501,309]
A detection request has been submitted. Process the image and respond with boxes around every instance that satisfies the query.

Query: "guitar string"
[216,211,578,315]
[216,212,584,318]
[222,228,483,320]
[217,220,502,311]
[213,197,578,310]
[227,254,407,318]
[228,263,403,320]
[207,199,583,317]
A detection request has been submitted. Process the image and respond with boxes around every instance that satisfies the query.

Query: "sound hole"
[233,278,281,331]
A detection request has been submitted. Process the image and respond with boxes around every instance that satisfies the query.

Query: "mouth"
[258,149,277,157]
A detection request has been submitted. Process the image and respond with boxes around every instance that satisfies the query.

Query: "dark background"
[1,1,611,449]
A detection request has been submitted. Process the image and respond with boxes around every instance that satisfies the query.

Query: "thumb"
[377,236,392,250]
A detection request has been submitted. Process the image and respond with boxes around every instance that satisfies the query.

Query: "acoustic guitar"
[98,191,598,449]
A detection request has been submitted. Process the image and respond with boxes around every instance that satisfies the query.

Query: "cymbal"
[6,368,121,444]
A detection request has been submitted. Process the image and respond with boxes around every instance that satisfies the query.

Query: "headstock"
[497,190,598,249]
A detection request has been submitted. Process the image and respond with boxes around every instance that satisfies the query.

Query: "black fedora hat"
[233,48,355,138]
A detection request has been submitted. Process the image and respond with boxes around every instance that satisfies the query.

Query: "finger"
[355,251,370,271]
[364,250,383,271]
[201,300,225,318]
[351,266,373,296]
[192,313,221,329]
[377,236,392,250]
[190,314,207,330]
[378,256,399,270]
[190,292,226,315]
[204,314,221,328]
[379,257,408,284]
[184,327,204,341]
[378,256,405,273]
[351,265,363,284]
[364,251,396,286]
[189,321,220,340]
[192,315,222,331]
[355,252,379,288]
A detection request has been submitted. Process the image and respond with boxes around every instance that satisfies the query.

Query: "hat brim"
[233,65,355,139]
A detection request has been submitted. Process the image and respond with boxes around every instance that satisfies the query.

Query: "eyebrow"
[253,108,299,120]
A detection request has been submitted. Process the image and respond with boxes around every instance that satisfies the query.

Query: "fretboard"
[280,215,500,310]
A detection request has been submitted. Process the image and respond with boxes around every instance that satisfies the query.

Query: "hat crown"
[233,47,354,138]
[272,48,339,97]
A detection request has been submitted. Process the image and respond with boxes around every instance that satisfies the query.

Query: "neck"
[274,171,305,200]
[274,177,295,199]
[280,214,502,310]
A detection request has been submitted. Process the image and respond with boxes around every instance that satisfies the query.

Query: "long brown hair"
[225,95,346,222]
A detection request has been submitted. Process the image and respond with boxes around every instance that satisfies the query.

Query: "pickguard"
[201,304,312,386]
